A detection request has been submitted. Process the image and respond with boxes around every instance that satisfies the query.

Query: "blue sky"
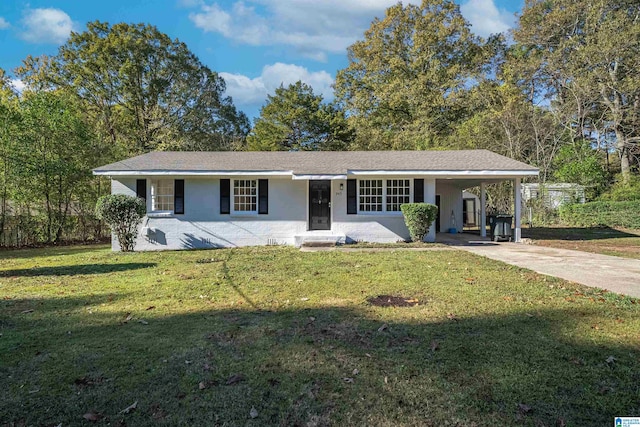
[0,0,523,119]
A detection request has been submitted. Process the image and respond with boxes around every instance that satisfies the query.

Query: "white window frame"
[357,178,413,215]
[232,179,258,215]
[150,179,174,214]
[385,179,411,212]
[358,179,383,212]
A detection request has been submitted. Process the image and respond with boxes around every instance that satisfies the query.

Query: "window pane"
[151,179,174,212]
[385,178,410,211]
[233,179,257,212]
[358,179,383,212]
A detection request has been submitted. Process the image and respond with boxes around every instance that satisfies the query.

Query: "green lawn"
[522,227,640,259]
[1,245,639,426]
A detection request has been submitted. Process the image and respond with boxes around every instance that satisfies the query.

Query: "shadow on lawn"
[523,226,639,241]
[0,262,156,277]
[1,297,638,426]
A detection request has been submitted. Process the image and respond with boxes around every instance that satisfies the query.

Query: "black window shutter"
[258,179,268,214]
[174,179,185,214]
[414,179,424,203]
[347,179,357,214]
[220,179,230,214]
[136,179,147,200]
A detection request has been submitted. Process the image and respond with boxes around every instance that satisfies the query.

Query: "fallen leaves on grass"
[119,401,137,414]
[430,340,439,352]
[83,411,102,422]
[368,295,419,307]
[145,306,155,310]
[447,313,458,321]
[225,374,245,385]
[249,406,259,419]
[199,381,207,390]
[21,309,34,314]
[138,319,149,325]
[342,377,354,384]
[377,323,388,332]
[606,356,616,364]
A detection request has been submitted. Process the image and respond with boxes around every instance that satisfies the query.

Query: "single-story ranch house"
[93,150,539,250]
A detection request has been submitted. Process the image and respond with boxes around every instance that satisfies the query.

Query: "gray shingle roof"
[93,150,539,175]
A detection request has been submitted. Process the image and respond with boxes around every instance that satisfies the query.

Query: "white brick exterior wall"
[110,176,456,250]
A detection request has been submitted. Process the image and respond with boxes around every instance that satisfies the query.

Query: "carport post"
[514,178,522,242]
[480,182,487,238]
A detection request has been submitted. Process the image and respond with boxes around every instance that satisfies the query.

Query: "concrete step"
[294,232,346,248]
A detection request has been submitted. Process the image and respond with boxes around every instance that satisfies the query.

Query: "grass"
[1,245,639,426]
[522,226,640,259]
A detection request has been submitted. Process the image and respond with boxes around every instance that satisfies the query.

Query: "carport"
[434,175,533,242]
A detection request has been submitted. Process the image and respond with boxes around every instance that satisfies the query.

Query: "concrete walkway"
[440,233,640,298]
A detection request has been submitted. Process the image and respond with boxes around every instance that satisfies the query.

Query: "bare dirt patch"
[367,295,420,307]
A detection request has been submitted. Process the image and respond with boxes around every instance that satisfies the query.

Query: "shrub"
[599,175,640,201]
[400,203,438,242]
[95,194,146,252]
[559,200,640,229]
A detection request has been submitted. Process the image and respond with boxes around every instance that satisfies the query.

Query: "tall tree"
[514,0,640,182]
[16,21,249,155]
[247,81,353,151]
[334,0,488,150]
[452,78,563,182]
[14,91,101,243]
[0,69,20,244]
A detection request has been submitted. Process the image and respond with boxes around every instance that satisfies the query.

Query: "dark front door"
[309,180,331,230]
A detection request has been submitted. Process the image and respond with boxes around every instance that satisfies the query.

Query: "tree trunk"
[616,129,631,184]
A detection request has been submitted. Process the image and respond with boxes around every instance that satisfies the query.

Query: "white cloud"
[10,79,26,93]
[0,17,10,29]
[189,0,515,60]
[220,63,334,108]
[20,8,76,44]
[189,1,420,61]
[460,0,514,38]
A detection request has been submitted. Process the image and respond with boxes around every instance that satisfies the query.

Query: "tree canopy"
[334,0,489,150]
[513,0,640,182]
[247,81,353,151]
[17,21,249,156]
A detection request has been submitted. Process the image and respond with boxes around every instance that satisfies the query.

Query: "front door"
[309,180,331,230]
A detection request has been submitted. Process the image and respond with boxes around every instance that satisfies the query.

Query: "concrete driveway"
[440,234,640,298]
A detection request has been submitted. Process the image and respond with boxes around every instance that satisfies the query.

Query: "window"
[386,179,410,211]
[359,179,383,212]
[151,179,174,212]
[358,179,411,213]
[233,179,257,212]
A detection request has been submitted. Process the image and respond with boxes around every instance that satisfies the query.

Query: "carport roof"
[93,150,539,177]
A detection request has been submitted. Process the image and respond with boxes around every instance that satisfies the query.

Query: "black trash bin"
[487,215,513,242]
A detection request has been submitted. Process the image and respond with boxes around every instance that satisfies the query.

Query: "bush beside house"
[95,195,146,252]
[400,203,438,242]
